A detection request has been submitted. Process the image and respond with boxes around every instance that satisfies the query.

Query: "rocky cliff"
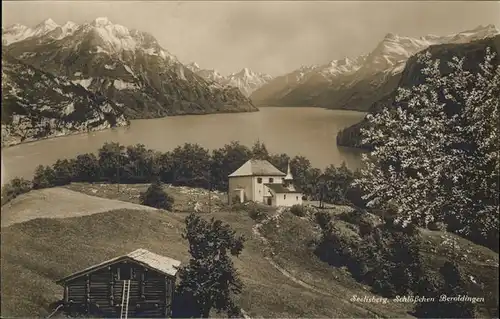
[1,51,129,147]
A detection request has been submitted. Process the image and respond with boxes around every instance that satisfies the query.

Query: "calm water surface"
[1,107,366,184]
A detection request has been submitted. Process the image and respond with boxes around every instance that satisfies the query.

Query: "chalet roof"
[56,249,181,285]
[228,159,286,177]
[265,183,302,194]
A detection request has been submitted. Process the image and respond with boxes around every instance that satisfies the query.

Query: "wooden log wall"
[65,261,174,318]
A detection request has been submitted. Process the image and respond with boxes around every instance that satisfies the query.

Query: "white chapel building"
[228,159,303,207]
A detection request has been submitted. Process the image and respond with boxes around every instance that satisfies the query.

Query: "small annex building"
[228,159,303,207]
[56,249,181,318]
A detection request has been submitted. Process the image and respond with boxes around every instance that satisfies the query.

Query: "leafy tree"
[123,144,148,182]
[268,153,290,173]
[139,180,174,210]
[355,226,392,285]
[157,151,175,183]
[98,142,127,182]
[171,143,211,187]
[177,214,245,318]
[74,153,100,182]
[210,141,252,191]
[123,144,161,183]
[251,140,269,160]
[345,169,366,208]
[32,165,56,189]
[302,167,322,199]
[355,48,499,250]
[290,155,312,190]
[52,159,75,186]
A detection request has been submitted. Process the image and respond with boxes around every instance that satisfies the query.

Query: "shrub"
[428,221,447,231]
[314,211,332,230]
[353,225,424,297]
[314,223,360,269]
[414,262,476,318]
[290,204,305,217]
[315,219,426,298]
[248,206,268,222]
[1,177,32,205]
[338,209,366,225]
[139,180,174,210]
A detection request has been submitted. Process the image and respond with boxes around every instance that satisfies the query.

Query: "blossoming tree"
[355,48,499,246]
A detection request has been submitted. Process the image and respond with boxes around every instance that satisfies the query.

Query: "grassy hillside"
[0,184,406,318]
[2,183,497,318]
[259,209,499,318]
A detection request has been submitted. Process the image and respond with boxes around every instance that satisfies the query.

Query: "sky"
[2,1,499,76]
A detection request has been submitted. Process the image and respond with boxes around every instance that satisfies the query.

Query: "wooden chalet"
[56,249,181,318]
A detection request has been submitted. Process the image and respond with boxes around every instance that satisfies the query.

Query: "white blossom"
[357,48,499,236]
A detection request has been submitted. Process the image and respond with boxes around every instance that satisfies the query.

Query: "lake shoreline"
[256,104,369,114]
[1,107,260,150]
[1,124,129,149]
[3,108,366,183]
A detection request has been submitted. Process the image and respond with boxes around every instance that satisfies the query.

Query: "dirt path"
[252,207,385,318]
[252,206,336,298]
[1,187,157,228]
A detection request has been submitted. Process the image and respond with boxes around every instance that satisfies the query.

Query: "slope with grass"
[258,207,499,318]
[0,184,407,318]
[0,187,156,227]
[4,183,496,318]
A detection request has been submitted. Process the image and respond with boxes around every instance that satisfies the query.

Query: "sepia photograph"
[1,1,499,318]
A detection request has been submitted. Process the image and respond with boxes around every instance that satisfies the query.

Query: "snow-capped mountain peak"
[224,68,273,96]
[4,23,28,31]
[31,18,60,37]
[91,17,114,27]
[384,32,398,40]
[186,63,273,96]
[3,17,179,63]
[472,24,498,33]
[186,62,201,72]
[2,19,61,45]
[251,24,499,107]
[3,18,255,131]
[37,18,59,29]
[236,67,253,77]
[62,21,78,32]
[360,24,499,75]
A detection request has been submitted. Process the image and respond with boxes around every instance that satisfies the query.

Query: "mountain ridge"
[336,34,500,149]
[186,63,273,97]
[250,24,500,110]
[3,17,257,122]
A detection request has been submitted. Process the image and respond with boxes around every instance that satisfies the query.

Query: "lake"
[1,107,366,185]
